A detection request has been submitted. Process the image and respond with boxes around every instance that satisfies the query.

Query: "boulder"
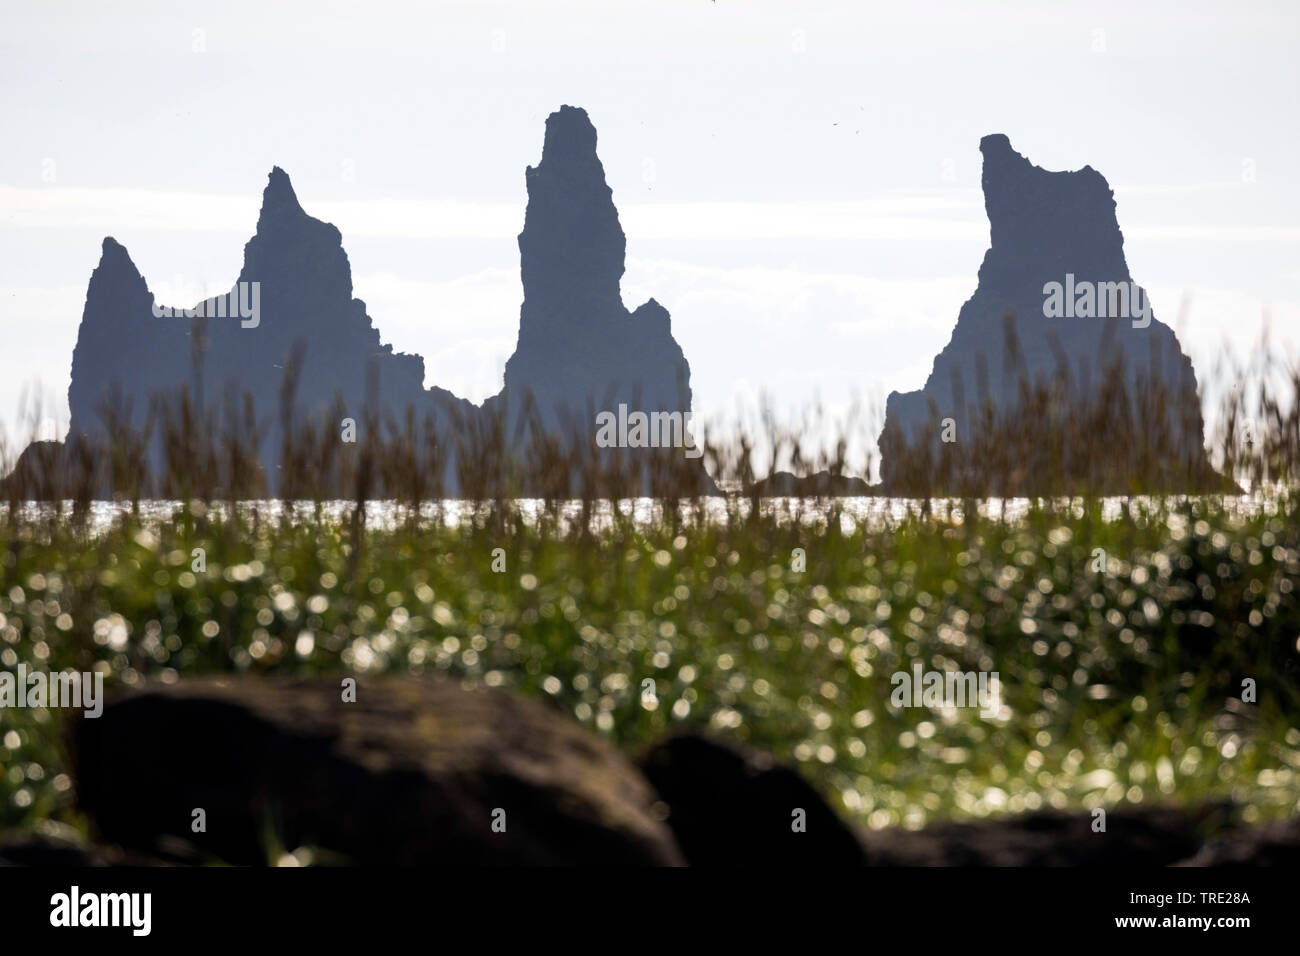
[1175,816,1300,866]
[859,806,1219,866]
[0,832,170,867]
[638,733,867,865]
[71,675,683,866]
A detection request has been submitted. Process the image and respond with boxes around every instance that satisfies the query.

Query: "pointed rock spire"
[255,166,306,235]
[97,236,143,276]
[83,237,151,316]
[239,167,350,306]
[68,236,184,441]
[518,105,626,328]
[497,105,712,493]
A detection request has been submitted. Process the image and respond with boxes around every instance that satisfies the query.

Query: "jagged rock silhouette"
[5,123,1222,498]
[878,134,1220,494]
[484,105,712,495]
[63,169,471,495]
[7,107,711,498]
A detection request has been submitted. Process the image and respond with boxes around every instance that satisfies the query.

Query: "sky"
[2,0,1298,474]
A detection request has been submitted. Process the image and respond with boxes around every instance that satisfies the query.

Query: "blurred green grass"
[2,492,1298,836]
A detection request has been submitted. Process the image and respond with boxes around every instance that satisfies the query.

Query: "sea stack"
[877,134,1221,495]
[4,107,715,499]
[485,105,715,495]
[56,167,471,496]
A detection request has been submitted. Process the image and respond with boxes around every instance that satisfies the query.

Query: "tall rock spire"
[517,105,627,336]
[240,167,353,314]
[492,105,712,493]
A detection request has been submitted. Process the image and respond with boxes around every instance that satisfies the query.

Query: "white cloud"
[7,182,1299,251]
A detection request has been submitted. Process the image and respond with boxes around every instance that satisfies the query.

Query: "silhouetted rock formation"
[51,169,472,497]
[6,106,712,499]
[748,470,872,497]
[638,734,868,865]
[72,676,683,866]
[485,105,715,495]
[879,134,1221,495]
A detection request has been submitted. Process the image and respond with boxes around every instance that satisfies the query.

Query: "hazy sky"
[2,0,1297,472]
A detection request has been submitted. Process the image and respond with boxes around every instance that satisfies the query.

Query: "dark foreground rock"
[49,685,1299,867]
[71,676,682,866]
[0,834,120,867]
[859,806,1226,867]
[638,734,868,865]
[634,734,1247,867]
[0,832,171,867]
[1176,815,1300,866]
